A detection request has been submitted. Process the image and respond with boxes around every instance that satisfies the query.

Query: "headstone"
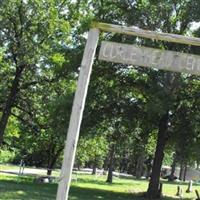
[195,190,200,200]
[176,186,183,197]
[186,180,193,193]
[43,178,50,183]
[34,176,55,183]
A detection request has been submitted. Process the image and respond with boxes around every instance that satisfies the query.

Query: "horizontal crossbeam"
[94,22,200,46]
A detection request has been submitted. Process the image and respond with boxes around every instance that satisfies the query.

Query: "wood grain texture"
[95,22,200,46]
[56,28,99,200]
[99,41,200,75]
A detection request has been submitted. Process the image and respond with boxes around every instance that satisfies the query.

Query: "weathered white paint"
[56,28,99,200]
[95,22,200,46]
[99,41,200,75]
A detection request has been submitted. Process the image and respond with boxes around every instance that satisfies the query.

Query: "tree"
[0,0,70,144]
[75,134,108,174]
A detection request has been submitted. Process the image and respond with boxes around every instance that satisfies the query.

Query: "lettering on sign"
[99,41,200,75]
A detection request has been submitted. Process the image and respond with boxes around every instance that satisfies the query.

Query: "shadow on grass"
[69,186,136,200]
[76,177,142,186]
[0,178,192,200]
[70,186,192,200]
[0,179,57,200]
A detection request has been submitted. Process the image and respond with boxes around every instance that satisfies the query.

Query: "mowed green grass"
[0,172,200,200]
[0,164,20,171]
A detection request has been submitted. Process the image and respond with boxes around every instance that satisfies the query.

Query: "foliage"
[75,135,108,168]
[0,149,15,163]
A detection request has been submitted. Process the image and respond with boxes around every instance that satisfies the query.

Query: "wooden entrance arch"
[56,22,200,200]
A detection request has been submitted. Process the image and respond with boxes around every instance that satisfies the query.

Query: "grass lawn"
[0,172,200,200]
[0,164,20,171]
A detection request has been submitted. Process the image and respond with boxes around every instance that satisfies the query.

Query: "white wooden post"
[56,28,99,200]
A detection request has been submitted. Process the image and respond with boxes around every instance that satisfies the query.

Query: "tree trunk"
[132,154,138,176]
[196,161,199,170]
[46,147,63,176]
[147,112,169,199]
[106,144,115,183]
[119,155,127,173]
[183,163,187,182]
[0,66,24,144]
[145,156,153,179]
[47,158,55,176]
[168,153,177,181]
[107,165,113,183]
[92,165,97,175]
[179,162,184,181]
[103,156,109,171]
[47,168,52,176]
[136,153,145,179]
